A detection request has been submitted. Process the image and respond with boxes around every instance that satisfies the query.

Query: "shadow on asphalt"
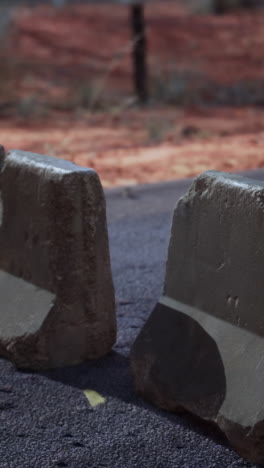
[21,350,230,451]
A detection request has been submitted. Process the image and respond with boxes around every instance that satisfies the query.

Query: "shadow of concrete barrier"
[130,170,264,464]
[0,146,116,370]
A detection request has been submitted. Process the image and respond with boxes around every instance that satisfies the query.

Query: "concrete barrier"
[0,147,116,369]
[130,170,264,464]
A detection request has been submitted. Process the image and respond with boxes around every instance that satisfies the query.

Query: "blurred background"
[1,0,264,187]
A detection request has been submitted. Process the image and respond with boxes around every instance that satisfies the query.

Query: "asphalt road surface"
[1,170,264,468]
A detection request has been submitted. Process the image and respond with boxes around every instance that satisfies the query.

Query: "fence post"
[130,3,148,104]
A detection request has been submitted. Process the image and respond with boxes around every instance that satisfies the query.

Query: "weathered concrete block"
[130,170,264,464]
[0,147,116,370]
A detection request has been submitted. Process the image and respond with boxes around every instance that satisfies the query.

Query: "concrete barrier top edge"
[5,149,97,177]
[195,169,264,191]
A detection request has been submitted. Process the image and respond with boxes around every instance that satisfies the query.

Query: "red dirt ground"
[1,3,264,187]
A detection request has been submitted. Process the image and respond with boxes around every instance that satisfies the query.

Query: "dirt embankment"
[1,3,264,187]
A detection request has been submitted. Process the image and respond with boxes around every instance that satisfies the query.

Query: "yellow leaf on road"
[84,389,106,407]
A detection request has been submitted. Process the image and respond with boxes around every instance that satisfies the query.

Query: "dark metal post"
[130,3,148,104]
